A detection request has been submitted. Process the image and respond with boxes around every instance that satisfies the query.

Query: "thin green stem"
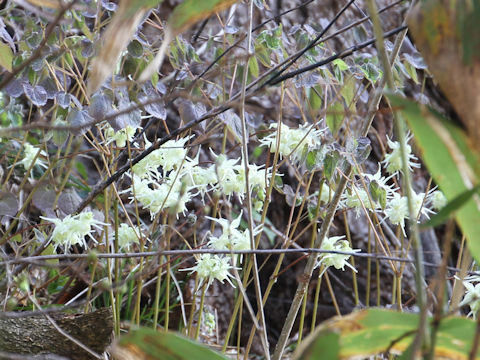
[195,282,207,340]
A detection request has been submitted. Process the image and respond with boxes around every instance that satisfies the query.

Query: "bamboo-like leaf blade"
[421,184,480,229]
[112,328,230,360]
[294,309,480,359]
[169,0,238,33]
[388,94,480,262]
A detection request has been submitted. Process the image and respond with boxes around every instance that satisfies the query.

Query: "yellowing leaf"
[295,309,480,360]
[168,0,237,33]
[0,42,13,72]
[408,0,480,149]
[26,0,62,9]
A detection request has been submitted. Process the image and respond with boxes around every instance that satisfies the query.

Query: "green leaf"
[403,60,419,84]
[333,58,348,71]
[308,86,322,111]
[306,151,316,170]
[326,101,344,136]
[0,42,13,72]
[127,39,144,58]
[112,328,230,360]
[295,309,480,360]
[324,150,340,181]
[360,62,382,84]
[40,242,59,265]
[369,180,387,210]
[248,55,259,78]
[341,76,356,111]
[388,94,480,262]
[295,329,340,360]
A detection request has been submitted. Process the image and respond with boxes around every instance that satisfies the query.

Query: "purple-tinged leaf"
[58,188,83,215]
[88,93,112,120]
[82,6,97,18]
[219,109,242,142]
[102,0,117,11]
[55,92,71,109]
[31,58,45,72]
[156,82,167,95]
[139,93,166,120]
[4,79,24,98]
[81,39,94,58]
[225,25,239,34]
[32,184,56,217]
[23,83,47,106]
[40,78,58,99]
[0,192,18,217]
[110,101,141,131]
[67,109,92,135]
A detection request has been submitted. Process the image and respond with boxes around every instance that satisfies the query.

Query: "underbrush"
[0,1,479,359]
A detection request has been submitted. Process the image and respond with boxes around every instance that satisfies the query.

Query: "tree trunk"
[0,308,113,360]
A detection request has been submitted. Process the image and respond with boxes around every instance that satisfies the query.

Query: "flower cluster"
[382,133,420,174]
[316,235,360,277]
[123,135,273,219]
[260,122,325,162]
[210,151,271,200]
[128,174,192,218]
[132,136,193,179]
[460,277,480,318]
[339,134,447,235]
[207,212,262,265]
[183,254,237,289]
[105,124,140,148]
[182,213,263,289]
[19,143,48,176]
[41,212,105,252]
[114,223,146,251]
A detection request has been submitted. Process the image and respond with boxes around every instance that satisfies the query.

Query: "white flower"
[183,254,236,289]
[158,136,193,172]
[20,143,48,175]
[411,191,435,220]
[384,192,409,233]
[207,213,263,265]
[382,133,420,174]
[316,235,360,276]
[207,212,243,251]
[319,182,334,204]
[343,184,377,217]
[235,162,272,197]
[105,124,140,148]
[211,151,241,196]
[189,164,218,196]
[41,212,106,252]
[429,190,447,211]
[128,175,193,219]
[260,122,325,162]
[460,281,480,318]
[115,223,145,251]
[132,136,194,178]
